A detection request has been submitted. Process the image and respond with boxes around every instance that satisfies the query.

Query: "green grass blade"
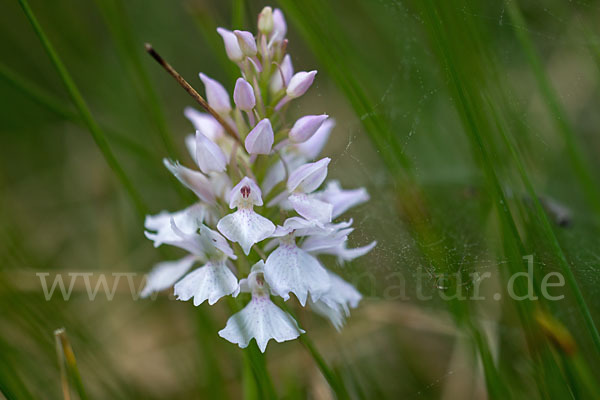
[0,62,159,165]
[17,0,148,218]
[94,0,179,159]
[55,329,88,400]
[505,0,600,217]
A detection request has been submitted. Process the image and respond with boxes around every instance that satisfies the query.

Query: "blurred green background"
[1,0,600,398]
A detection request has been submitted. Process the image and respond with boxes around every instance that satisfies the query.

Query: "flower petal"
[301,227,353,252]
[295,119,334,159]
[217,209,275,255]
[288,193,332,223]
[287,158,330,193]
[196,131,227,174]
[318,180,369,219]
[199,73,231,113]
[233,78,256,111]
[289,114,328,143]
[319,270,362,314]
[234,30,257,56]
[312,241,377,264]
[217,27,243,62]
[141,255,196,298]
[163,159,215,203]
[272,8,287,42]
[144,204,207,249]
[245,118,274,155]
[310,299,345,331]
[286,71,317,99]
[174,261,239,306]
[218,296,304,352]
[184,107,224,141]
[264,243,330,305]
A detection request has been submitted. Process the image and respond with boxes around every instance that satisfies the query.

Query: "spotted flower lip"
[142,6,375,353]
[264,231,331,306]
[217,177,276,255]
[219,261,304,352]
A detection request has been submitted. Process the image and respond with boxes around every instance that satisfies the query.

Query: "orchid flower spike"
[219,261,305,352]
[143,6,375,352]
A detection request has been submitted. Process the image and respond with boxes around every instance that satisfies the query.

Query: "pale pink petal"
[234,30,257,56]
[233,78,256,111]
[289,114,328,143]
[174,261,239,305]
[218,296,303,352]
[163,159,215,203]
[217,209,275,255]
[195,131,227,174]
[288,193,332,223]
[245,118,274,155]
[264,242,330,305]
[286,71,317,99]
[217,27,243,62]
[199,73,231,113]
[141,255,196,298]
[287,158,330,193]
[184,107,224,141]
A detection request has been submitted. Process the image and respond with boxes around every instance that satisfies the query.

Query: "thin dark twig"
[144,43,242,144]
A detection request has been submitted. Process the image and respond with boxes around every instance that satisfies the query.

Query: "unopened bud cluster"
[143,6,375,352]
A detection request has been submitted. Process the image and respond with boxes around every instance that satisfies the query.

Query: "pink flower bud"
[272,8,287,42]
[217,28,243,62]
[289,114,328,143]
[245,118,274,155]
[286,71,317,99]
[199,73,231,113]
[233,78,256,111]
[234,30,257,57]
